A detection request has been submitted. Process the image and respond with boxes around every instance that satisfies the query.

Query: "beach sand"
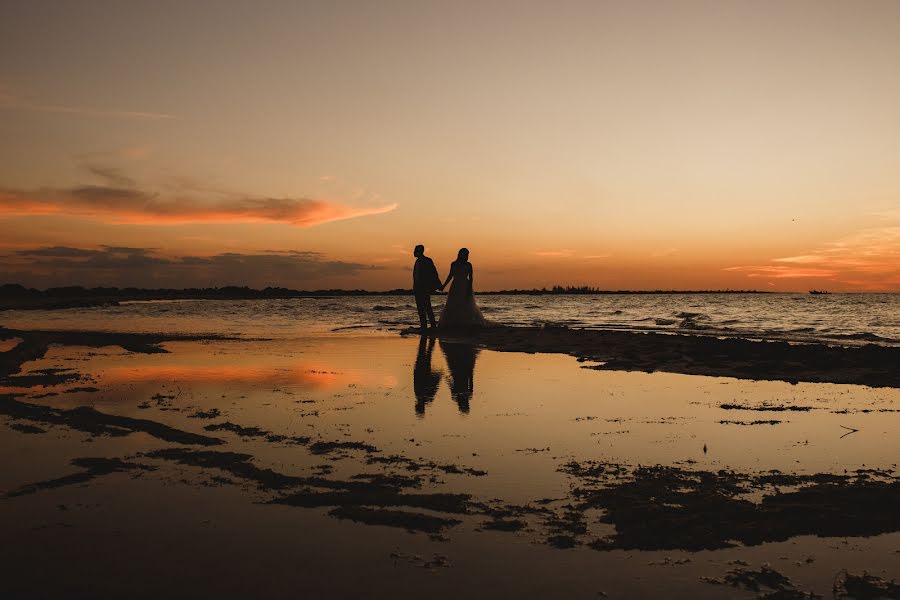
[1,327,898,598]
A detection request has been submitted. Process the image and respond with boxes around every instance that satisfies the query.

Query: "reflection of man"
[413,336,441,416]
[412,244,441,331]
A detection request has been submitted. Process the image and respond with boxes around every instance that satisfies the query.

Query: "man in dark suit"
[412,244,440,331]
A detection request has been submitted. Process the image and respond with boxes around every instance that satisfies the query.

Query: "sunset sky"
[1,0,898,291]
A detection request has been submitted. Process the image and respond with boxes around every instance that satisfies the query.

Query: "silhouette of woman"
[439,339,479,414]
[438,248,487,329]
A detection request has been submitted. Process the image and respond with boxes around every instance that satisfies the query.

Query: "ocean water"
[2,292,898,346]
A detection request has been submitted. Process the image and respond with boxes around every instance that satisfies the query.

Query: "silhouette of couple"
[413,245,487,331]
[414,335,478,416]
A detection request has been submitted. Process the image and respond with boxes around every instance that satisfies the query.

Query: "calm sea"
[3,293,898,347]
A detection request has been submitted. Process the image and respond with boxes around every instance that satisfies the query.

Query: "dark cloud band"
[4,246,380,288]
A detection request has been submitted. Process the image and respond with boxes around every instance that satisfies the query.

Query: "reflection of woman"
[439,339,479,414]
[413,336,440,416]
[438,248,487,329]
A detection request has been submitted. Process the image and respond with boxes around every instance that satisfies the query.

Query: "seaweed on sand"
[0,394,224,446]
[0,326,237,383]
[559,462,900,551]
[703,564,820,599]
[145,448,308,490]
[143,447,472,536]
[308,440,380,455]
[145,447,473,516]
[272,489,470,514]
[366,454,487,476]
[3,457,156,498]
[833,571,900,600]
[204,421,310,445]
[328,506,461,534]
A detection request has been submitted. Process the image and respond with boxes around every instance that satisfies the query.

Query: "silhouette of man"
[413,336,440,415]
[413,244,441,331]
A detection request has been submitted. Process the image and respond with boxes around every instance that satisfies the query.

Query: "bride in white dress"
[438,248,487,329]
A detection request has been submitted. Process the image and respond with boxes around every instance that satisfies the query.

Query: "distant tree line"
[0,283,408,299]
[485,286,772,295]
[1,282,775,310]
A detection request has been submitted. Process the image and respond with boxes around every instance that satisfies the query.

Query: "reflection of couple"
[413,336,479,415]
[413,245,487,331]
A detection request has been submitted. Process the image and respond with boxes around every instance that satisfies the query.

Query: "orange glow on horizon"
[2,2,899,292]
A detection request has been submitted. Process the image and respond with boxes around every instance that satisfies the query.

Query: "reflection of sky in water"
[2,334,899,598]
[0,337,23,352]
[6,336,898,500]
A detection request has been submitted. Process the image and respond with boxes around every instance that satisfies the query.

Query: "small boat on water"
[809,290,830,295]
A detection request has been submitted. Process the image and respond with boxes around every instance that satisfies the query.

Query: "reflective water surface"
[2,329,898,598]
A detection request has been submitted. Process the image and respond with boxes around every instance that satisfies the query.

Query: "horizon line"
[2,283,894,295]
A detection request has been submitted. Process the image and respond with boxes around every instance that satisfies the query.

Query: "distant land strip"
[1,283,792,310]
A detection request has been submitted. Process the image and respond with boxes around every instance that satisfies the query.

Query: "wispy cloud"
[0,165,398,227]
[531,250,610,259]
[74,146,153,162]
[0,88,175,120]
[723,265,837,278]
[532,249,575,257]
[724,217,900,290]
[650,247,679,258]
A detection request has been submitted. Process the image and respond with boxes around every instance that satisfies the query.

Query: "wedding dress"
[438,260,487,328]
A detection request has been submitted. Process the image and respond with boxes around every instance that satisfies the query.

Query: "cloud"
[17,246,109,258]
[4,246,380,289]
[724,219,900,290]
[532,249,576,258]
[84,165,136,187]
[74,146,153,162]
[0,166,398,227]
[531,250,611,259]
[0,88,175,120]
[723,265,837,278]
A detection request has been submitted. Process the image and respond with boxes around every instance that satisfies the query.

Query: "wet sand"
[1,328,898,598]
